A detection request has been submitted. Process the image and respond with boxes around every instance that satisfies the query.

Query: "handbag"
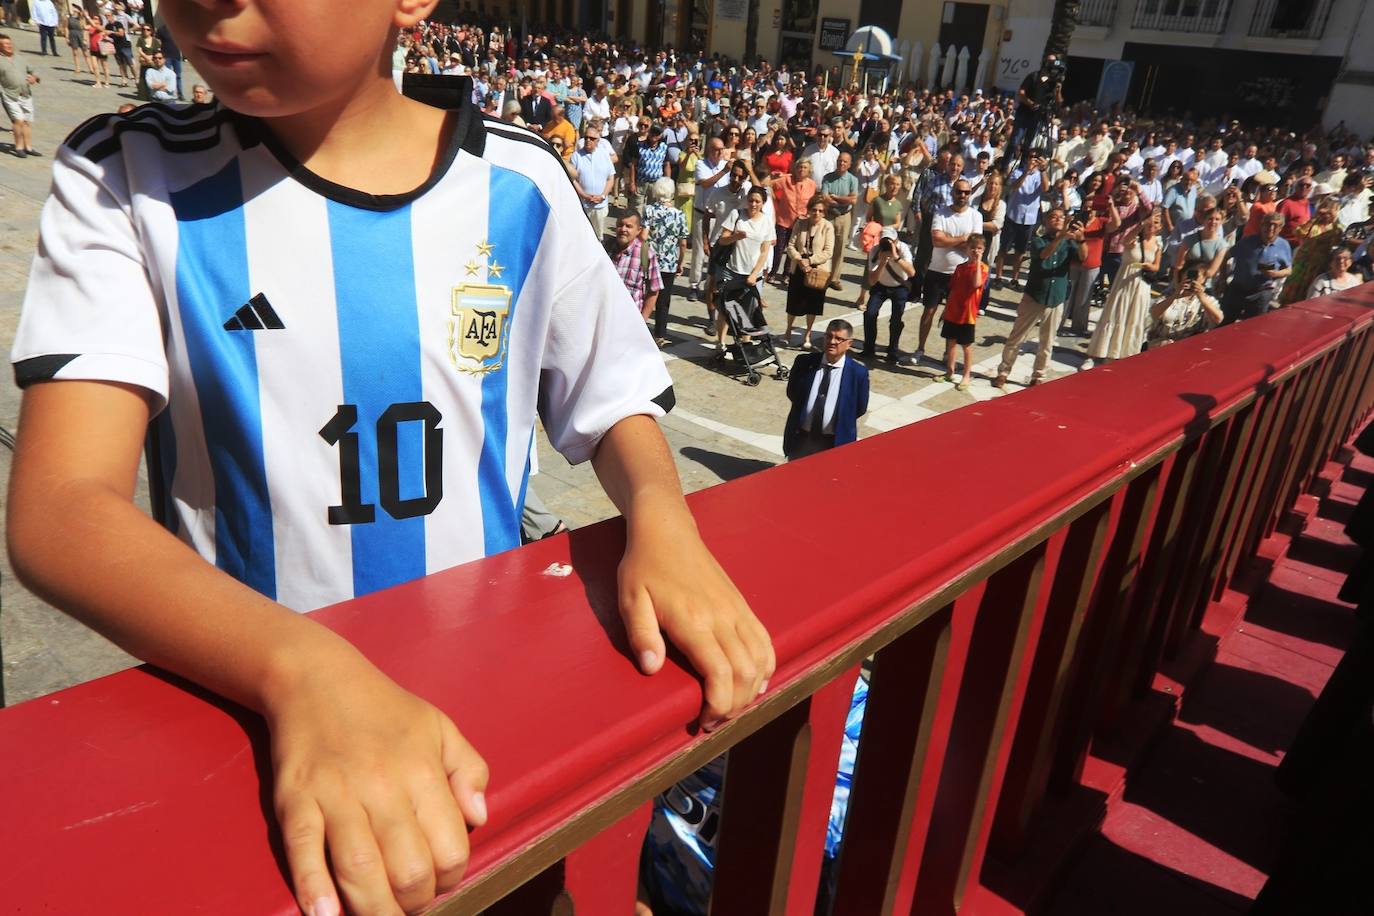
[795,225,830,289]
[864,187,879,205]
[1137,237,1168,285]
[99,37,115,56]
[709,240,735,271]
[804,267,831,289]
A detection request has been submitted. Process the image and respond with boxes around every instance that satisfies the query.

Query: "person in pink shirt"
[1275,177,1313,245]
[761,159,816,284]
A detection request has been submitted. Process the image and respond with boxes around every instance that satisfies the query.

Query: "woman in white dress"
[1084,208,1162,367]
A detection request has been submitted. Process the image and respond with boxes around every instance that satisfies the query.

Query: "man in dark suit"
[783,319,870,461]
[520,79,553,131]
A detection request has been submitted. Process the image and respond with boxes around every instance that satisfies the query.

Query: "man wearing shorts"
[907,178,983,365]
[0,32,39,158]
[995,151,1047,291]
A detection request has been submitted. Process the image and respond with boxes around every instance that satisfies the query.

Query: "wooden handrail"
[2,284,1371,915]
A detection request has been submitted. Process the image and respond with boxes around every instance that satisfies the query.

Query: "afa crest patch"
[448,283,512,375]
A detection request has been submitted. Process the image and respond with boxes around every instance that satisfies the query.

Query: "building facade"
[1005,0,1374,134]
[450,0,1374,134]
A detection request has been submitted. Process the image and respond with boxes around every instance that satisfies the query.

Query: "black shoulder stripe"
[65,112,119,153]
[85,112,231,163]
[652,386,676,414]
[460,103,485,158]
[481,117,588,209]
[14,354,79,389]
[68,103,223,156]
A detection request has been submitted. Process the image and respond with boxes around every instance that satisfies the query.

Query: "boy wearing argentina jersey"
[7,2,775,915]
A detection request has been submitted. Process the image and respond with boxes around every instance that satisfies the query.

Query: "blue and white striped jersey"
[12,84,673,612]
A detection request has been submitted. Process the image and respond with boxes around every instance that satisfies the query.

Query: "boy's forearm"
[591,414,694,538]
[8,477,356,716]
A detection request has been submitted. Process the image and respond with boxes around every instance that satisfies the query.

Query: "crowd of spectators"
[390,15,1372,391]
[385,17,1374,913]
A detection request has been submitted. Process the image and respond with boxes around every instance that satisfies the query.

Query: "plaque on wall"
[819,17,851,51]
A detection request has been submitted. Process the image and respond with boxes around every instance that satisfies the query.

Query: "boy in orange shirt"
[940,235,989,390]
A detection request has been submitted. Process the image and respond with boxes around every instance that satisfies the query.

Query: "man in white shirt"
[1201,137,1228,176]
[31,0,59,55]
[583,79,611,122]
[1316,154,1349,193]
[800,126,840,187]
[688,137,731,300]
[1238,144,1262,178]
[1336,173,1371,228]
[1176,134,1198,170]
[857,227,916,362]
[1051,124,1086,184]
[962,128,995,169]
[1137,158,1164,207]
[1156,140,1183,174]
[964,152,993,208]
[909,178,984,365]
[144,52,177,102]
[1122,141,1145,178]
[571,126,616,241]
[1081,124,1113,176]
[1204,150,1245,197]
[1140,133,1166,163]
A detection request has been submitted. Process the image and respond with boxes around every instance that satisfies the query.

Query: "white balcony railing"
[1132,0,1231,32]
[1247,0,1333,38]
[1077,0,1120,26]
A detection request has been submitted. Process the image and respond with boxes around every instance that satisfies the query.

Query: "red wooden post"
[1236,371,1309,574]
[1218,380,1301,595]
[989,497,1115,859]
[1050,474,1157,791]
[827,606,958,914]
[908,541,1058,916]
[1205,387,1285,602]
[710,667,860,916]
[1076,465,1163,737]
[563,803,654,914]
[1126,434,1210,699]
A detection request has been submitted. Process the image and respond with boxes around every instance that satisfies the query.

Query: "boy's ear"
[394,0,440,28]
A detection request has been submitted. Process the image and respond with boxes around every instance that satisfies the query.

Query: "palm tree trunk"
[746,0,759,62]
[1043,0,1081,61]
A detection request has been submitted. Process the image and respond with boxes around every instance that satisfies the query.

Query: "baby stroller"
[711,280,789,386]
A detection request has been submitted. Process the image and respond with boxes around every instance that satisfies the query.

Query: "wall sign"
[819,17,851,51]
[718,0,747,22]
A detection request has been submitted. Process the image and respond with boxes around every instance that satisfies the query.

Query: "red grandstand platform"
[2,283,1372,914]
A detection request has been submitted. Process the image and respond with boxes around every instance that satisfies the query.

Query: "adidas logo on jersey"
[223,293,285,331]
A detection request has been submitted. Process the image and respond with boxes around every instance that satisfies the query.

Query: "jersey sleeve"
[10,144,169,408]
[538,173,674,466]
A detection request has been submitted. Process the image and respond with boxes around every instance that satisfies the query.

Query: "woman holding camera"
[783,196,836,348]
[1148,275,1223,346]
[1085,209,1162,367]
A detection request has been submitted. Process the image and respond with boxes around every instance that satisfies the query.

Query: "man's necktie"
[809,364,834,433]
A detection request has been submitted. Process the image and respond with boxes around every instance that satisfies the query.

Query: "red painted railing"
[3,285,1372,915]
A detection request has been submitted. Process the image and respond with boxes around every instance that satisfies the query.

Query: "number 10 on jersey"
[319,402,443,524]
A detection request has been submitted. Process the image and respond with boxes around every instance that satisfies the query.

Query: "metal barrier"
[2,285,1372,915]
